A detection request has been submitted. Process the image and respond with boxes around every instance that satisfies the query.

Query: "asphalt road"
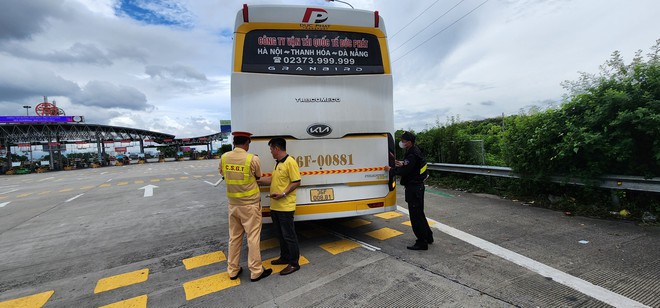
[0,159,658,307]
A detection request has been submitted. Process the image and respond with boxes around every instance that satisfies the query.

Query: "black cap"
[401,131,416,143]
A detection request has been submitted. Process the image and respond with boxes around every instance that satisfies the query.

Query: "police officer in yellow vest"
[219,131,272,282]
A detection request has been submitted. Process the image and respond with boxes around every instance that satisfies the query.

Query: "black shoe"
[280,264,300,275]
[406,243,428,250]
[251,268,272,282]
[271,258,287,265]
[229,267,243,280]
[427,236,434,244]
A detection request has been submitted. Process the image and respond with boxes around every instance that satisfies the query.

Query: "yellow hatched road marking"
[150,179,160,182]
[206,174,215,177]
[99,295,148,308]
[0,196,6,200]
[402,220,436,227]
[260,238,279,251]
[193,176,202,178]
[366,227,404,240]
[374,212,403,219]
[39,191,51,195]
[94,269,149,294]
[17,193,33,198]
[182,251,227,270]
[80,185,95,190]
[59,188,73,192]
[165,178,175,181]
[0,290,54,308]
[341,218,371,228]
[320,239,361,255]
[180,176,189,180]
[99,184,111,188]
[266,255,310,273]
[134,180,144,184]
[182,272,240,300]
[117,182,129,186]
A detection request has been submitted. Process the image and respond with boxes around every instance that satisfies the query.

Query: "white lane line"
[204,179,223,186]
[397,206,649,308]
[106,179,112,182]
[66,194,84,202]
[0,202,10,208]
[327,230,381,251]
[0,189,19,195]
[38,177,54,182]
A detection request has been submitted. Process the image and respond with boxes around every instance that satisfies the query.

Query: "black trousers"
[405,184,433,244]
[270,210,300,266]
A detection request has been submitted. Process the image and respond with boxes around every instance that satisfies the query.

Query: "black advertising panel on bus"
[242,30,384,75]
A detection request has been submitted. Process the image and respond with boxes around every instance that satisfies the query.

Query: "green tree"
[503,39,660,179]
[158,145,177,158]
[563,41,659,177]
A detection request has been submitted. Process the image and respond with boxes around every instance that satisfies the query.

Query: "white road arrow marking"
[0,202,10,208]
[140,185,158,197]
[204,178,224,187]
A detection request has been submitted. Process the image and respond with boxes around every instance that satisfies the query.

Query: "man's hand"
[270,193,286,200]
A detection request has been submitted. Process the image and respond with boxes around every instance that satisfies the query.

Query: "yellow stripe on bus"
[236,23,387,36]
[346,180,389,186]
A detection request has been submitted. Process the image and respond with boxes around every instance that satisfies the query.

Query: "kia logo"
[307,124,332,137]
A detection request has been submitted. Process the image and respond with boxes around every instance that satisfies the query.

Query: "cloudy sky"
[1,0,658,137]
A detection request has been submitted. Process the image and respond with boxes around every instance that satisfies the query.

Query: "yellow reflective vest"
[220,148,261,205]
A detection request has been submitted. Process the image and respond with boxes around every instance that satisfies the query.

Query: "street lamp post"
[325,0,354,9]
[23,105,31,116]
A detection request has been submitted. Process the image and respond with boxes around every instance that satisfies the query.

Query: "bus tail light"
[368,202,384,208]
[243,4,249,22]
[374,11,379,28]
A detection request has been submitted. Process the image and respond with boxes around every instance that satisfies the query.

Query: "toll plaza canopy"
[0,122,225,170]
[0,123,176,144]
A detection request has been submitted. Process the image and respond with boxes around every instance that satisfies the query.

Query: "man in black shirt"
[385,131,433,250]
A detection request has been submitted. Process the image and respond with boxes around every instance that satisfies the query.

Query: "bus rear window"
[241,30,384,76]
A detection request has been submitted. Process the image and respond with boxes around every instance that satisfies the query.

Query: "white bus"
[231,4,396,221]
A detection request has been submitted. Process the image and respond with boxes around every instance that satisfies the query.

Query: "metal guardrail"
[427,163,660,193]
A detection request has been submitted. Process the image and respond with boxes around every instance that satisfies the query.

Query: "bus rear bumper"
[261,189,397,223]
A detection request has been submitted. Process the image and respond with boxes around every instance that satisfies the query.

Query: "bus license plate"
[310,188,334,202]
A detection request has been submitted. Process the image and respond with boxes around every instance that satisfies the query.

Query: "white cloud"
[73,80,151,110]
[1,0,658,137]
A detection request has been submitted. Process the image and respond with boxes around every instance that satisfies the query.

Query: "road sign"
[220,120,231,133]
